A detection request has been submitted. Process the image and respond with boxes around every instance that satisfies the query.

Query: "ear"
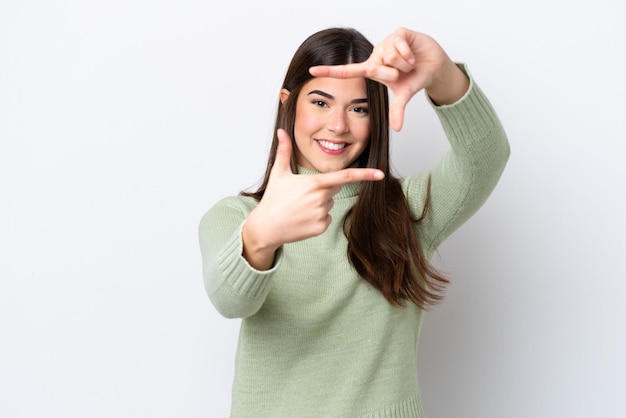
[280,88,290,104]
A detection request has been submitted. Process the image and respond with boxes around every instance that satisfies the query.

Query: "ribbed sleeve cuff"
[216,221,280,298]
[428,63,499,147]
[361,397,423,418]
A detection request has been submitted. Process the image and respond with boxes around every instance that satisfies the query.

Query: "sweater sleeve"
[198,196,282,318]
[403,63,511,252]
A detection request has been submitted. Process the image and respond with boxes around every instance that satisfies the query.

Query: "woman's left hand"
[309,27,469,131]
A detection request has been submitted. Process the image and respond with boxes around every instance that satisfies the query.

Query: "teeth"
[317,140,346,150]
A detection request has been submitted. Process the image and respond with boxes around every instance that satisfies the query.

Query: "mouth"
[315,139,348,151]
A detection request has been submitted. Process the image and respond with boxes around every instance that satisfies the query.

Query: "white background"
[1,0,625,417]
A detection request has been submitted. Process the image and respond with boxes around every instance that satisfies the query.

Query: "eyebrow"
[307,89,368,104]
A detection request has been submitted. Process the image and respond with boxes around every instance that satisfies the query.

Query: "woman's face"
[284,76,371,173]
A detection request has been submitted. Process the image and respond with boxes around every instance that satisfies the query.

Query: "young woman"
[199,26,510,417]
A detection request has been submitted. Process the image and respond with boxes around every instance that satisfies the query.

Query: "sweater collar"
[297,166,361,199]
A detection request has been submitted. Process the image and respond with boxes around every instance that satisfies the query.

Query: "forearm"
[199,197,278,318]
[407,68,510,249]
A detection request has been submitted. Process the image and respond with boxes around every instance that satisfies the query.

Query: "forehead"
[301,76,367,99]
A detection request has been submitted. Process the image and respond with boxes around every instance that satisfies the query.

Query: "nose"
[327,109,349,134]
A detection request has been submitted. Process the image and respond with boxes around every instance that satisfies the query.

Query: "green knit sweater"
[199,66,510,417]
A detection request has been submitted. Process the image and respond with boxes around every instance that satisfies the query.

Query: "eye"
[352,106,369,115]
[311,100,328,108]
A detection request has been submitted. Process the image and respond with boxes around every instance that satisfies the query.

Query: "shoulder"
[199,194,259,228]
[210,194,259,212]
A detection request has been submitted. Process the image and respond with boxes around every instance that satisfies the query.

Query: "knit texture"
[199,65,510,417]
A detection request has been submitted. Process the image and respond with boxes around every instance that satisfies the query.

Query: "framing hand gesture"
[310,27,470,131]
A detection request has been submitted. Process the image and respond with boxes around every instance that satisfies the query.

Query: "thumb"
[389,83,422,131]
[389,96,408,132]
[272,128,294,174]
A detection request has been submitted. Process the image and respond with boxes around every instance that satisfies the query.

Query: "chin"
[318,163,348,173]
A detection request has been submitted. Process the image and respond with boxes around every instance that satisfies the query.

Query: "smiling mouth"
[316,139,347,151]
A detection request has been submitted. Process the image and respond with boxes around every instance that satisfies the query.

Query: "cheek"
[295,112,320,137]
[353,120,371,145]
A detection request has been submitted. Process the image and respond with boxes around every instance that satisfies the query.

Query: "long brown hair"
[242,28,448,309]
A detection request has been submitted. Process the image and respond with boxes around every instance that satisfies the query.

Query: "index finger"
[311,61,400,86]
[315,167,384,189]
[309,62,368,79]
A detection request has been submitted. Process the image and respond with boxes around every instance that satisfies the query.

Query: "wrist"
[241,216,280,271]
[426,61,470,106]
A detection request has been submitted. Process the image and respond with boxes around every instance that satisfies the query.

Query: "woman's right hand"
[241,129,384,270]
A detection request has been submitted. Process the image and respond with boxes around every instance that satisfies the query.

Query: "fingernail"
[374,171,384,180]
